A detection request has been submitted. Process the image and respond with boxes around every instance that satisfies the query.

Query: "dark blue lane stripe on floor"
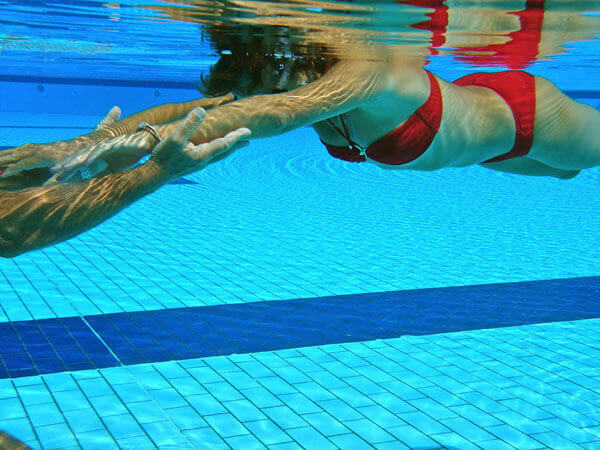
[0,317,118,379]
[1,276,600,378]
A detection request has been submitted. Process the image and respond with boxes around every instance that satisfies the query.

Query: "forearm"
[100,94,234,138]
[0,161,164,257]
[154,61,386,145]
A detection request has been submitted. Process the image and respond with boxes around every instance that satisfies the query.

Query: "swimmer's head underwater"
[198,29,336,98]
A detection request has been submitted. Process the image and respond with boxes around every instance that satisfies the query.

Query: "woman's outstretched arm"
[0,108,250,258]
[0,93,234,179]
[47,60,412,182]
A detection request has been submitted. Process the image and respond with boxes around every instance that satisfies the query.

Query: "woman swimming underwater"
[35,39,598,184]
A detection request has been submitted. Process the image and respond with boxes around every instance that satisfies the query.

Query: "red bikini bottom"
[453,70,536,163]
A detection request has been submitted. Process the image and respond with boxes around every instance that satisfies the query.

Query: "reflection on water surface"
[0,0,598,81]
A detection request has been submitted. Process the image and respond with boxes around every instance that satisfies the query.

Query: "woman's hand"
[46,130,156,185]
[0,106,122,178]
[148,107,250,184]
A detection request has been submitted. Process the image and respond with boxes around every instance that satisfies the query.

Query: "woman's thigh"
[528,77,600,170]
[480,155,580,179]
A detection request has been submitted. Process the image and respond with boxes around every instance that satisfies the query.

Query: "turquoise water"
[1,0,600,448]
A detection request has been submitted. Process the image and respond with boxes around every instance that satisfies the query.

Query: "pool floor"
[1,108,600,449]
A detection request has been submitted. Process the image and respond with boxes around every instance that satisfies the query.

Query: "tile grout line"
[80,315,124,367]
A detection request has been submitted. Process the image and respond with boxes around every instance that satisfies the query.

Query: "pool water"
[1,0,600,448]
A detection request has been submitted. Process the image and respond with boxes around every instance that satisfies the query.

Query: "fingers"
[194,127,251,161]
[0,153,25,166]
[43,173,61,186]
[164,107,206,146]
[1,160,38,178]
[94,106,122,130]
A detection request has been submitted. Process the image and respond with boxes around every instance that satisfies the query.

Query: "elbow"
[0,230,24,259]
[0,245,23,259]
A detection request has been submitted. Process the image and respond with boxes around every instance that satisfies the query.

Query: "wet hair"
[198,27,336,96]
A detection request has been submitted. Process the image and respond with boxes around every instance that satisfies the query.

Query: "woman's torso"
[313,69,520,171]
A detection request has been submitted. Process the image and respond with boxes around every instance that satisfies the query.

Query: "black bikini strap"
[327,116,365,153]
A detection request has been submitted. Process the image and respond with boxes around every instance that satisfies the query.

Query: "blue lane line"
[1,276,599,379]
[0,317,118,379]
[0,76,598,98]
[0,75,195,89]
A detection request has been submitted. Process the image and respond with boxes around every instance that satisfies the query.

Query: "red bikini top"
[321,70,443,165]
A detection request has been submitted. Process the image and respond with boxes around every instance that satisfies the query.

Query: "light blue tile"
[263,405,307,430]
[165,406,208,431]
[88,394,128,417]
[500,398,555,421]
[35,422,77,448]
[241,387,283,408]
[117,435,157,449]
[330,387,375,408]
[188,393,227,415]
[270,366,311,384]
[204,381,243,402]
[278,393,322,415]
[64,408,104,433]
[268,443,301,450]
[134,371,171,390]
[113,383,152,403]
[388,424,440,448]
[329,433,373,449]
[126,400,168,423]
[440,417,495,442]
[101,367,137,386]
[492,410,549,435]
[184,428,229,449]
[397,411,449,435]
[149,388,187,409]
[226,434,267,449]
[155,361,189,379]
[380,380,425,401]
[17,384,53,406]
[103,414,145,439]
[77,377,113,397]
[142,420,188,446]
[43,373,78,392]
[344,418,395,444]
[531,432,585,450]
[302,412,349,437]
[187,366,225,384]
[27,402,64,427]
[237,361,275,378]
[0,380,16,399]
[77,429,119,449]
[486,424,546,449]
[409,398,458,420]
[344,375,387,395]
[294,382,336,402]
[0,397,26,420]
[53,389,90,411]
[221,371,260,389]
[317,399,363,422]
[245,419,292,446]
[0,418,36,443]
[287,427,336,449]
[432,432,480,449]
[258,376,297,395]
[205,413,249,438]
[451,404,503,427]
[224,399,267,422]
[476,439,516,449]
[537,417,599,444]
[172,377,207,396]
